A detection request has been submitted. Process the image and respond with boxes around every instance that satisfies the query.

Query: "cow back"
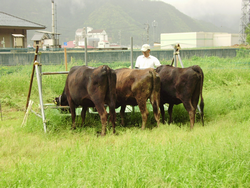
[115,68,160,106]
[64,65,116,108]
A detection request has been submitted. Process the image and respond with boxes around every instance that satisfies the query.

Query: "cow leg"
[69,107,76,129]
[71,109,76,129]
[168,104,174,124]
[137,100,149,130]
[95,104,108,136]
[188,110,195,130]
[67,97,77,129]
[160,104,165,124]
[183,102,196,129]
[109,104,116,134]
[120,105,126,126]
[80,106,88,127]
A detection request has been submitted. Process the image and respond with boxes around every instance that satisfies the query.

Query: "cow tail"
[193,65,205,126]
[199,67,205,126]
[149,70,161,115]
[192,65,205,126]
[105,66,117,125]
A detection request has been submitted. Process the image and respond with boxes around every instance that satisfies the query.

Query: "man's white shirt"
[135,55,161,69]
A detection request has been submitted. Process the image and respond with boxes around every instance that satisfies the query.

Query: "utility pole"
[152,20,158,43]
[51,0,55,47]
[118,30,121,45]
[144,23,150,44]
[239,0,250,44]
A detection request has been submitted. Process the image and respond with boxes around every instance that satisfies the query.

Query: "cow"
[155,65,204,129]
[114,68,161,129]
[54,65,117,136]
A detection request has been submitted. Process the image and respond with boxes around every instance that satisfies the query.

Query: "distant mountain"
[0,0,232,46]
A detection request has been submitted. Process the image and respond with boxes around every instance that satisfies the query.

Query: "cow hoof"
[96,131,106,137]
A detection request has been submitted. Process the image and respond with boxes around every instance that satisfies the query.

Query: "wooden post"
[130,37,135,113]
[64,48,68,71]
[130,37,133,69]
[25,46,39,110]
[21,100,33,127]
[85,37,87,66]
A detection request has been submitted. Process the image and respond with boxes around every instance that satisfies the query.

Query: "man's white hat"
[141,44,150,52]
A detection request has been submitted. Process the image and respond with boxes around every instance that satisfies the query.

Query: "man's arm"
[135,56,141,69]
[154,57,161,67]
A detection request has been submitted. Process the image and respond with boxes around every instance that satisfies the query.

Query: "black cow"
[156,65,204,129]
[54,65,116,136]
[115,68,161,129]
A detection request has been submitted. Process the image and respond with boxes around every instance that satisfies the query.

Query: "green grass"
[0,52,250,187]
[1,112,250,187]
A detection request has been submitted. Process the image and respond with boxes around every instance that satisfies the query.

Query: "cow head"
[54,94,68,105]
[53,95,61,106]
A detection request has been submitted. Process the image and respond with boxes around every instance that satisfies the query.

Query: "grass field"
[0,50,250,187]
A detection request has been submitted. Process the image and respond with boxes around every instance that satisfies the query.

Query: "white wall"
[196,32,213,47]
[161,32,198,49]
[161,32,240,49]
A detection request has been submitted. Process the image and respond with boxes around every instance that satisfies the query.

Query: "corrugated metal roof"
[0,11,46,29]
[88,29,104,33]
[36,30,60,35]
[31,33,45,41]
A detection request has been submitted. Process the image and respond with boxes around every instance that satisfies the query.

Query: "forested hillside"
[0,0,228,45]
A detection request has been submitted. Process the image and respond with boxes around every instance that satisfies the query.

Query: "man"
[135,44,161,69]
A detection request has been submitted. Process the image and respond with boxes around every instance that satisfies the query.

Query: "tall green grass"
[1,51,250,187]
[1,112,249,187]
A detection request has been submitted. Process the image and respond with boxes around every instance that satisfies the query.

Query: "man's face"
[142,49,150,57]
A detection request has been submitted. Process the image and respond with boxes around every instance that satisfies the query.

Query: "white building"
[31,31,60,49]
[161,32,240,49]
[98,41,110,48]
[88,29,108,41]
[75,27,108,48]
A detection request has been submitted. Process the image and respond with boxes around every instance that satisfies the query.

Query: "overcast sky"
[162,0,241,18]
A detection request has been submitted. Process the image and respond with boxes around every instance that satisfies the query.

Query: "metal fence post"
[35,61,47,133]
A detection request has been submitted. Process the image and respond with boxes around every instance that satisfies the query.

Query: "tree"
[245,24,250,44]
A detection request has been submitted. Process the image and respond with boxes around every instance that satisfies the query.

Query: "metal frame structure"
[24,46,70,133]
[239,0,250,44]
[25,59,69,133]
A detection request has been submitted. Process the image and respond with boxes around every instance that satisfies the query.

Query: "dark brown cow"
[115,68,161,129]
[156,65,204,129]
[54,65,116,136]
